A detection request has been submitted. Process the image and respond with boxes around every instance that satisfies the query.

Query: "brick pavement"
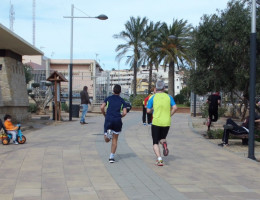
[0,112,260,200]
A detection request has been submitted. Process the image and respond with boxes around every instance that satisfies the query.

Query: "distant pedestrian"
[206,92,221,131]
[100,84,127,163]
[142,88,154,125]
[80,86,91,124]
[147,80,178,166]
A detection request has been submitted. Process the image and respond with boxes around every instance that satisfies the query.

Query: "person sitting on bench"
[218,113,260,147]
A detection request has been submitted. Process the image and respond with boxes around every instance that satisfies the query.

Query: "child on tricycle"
[0,114,26,145]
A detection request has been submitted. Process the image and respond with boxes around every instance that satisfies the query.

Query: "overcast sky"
[0,0,229,70]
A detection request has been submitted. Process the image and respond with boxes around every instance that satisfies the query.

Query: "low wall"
[0,106,31,123]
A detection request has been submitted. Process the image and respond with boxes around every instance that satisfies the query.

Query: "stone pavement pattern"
[0,112,259,200]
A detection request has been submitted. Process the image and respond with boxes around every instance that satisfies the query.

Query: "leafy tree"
[180,86,191,102]
[23,64,33,84]
[114,16,149,96]
[190,0,260,118]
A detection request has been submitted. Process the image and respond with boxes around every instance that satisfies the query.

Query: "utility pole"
[248,0,257,160]
[9,1,15,31]
[32,0,36,45]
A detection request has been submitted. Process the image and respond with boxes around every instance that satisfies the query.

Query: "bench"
[229,123,260,145]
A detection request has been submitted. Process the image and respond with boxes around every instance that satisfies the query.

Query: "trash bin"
[71,104,80,118]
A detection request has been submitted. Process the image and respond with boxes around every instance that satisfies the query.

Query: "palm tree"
[154,19,192,97]
[114,16,148,96]
[141,21,162,93]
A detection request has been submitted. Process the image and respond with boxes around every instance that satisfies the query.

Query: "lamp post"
[248,0,257,160]
[64,4,108,121]
[168,35,196,116]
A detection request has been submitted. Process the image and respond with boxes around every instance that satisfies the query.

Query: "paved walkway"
[0,112,260,200]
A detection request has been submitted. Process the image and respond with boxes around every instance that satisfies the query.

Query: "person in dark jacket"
[80,86,91,124]
[218,113,260,146]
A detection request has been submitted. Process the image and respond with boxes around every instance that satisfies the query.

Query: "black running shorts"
[104,118,122,133]
[151,125,170,145]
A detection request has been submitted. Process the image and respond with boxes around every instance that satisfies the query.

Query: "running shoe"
[218,143,229,147]
[107,129,113,140]
[143,123,147,126]
[156,160,163,166]
[109,158,115,163]
[162,142,169,156]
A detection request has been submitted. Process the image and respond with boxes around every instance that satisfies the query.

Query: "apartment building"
[109,69,133,95]
[109,65,185,95]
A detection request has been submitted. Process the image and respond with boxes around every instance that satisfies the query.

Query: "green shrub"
[200,103,209,118]
[200,103,227,118]
[184,101,190,107]
[28,103,37,113]
[218,106,227,117]
[174,94,185,104]
[61,103,69,112]
[207,129,223,139]
[131,94,146,107]
[31,83,40,88]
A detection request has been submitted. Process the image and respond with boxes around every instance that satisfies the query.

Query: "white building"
[109,65,185,96]
[109,69,133,95]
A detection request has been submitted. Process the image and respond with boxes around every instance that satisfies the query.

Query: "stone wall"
[0,54,30,122]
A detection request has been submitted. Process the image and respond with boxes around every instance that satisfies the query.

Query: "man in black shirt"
[207,92,221,131]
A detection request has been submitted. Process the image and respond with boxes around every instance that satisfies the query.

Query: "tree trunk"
[168,61,175,97]
[148,63,153,93]
[133,59,137,96]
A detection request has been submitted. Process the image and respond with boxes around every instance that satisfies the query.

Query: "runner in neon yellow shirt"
[147,80,178,166]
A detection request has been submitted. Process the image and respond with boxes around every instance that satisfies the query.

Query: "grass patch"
[177,104,189,108]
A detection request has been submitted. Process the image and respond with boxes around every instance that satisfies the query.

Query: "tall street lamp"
[168,35,197,117]
[64,4,108,121]
[248,0,257,160]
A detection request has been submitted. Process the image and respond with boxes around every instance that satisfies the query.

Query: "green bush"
[174,94,185,104]
[61,103,69,112]
[200,103,227,118]
[131,94,146,107]
[207,129,223,139]
[28,103,37,113]
[31,83,40,88]
[218,106,227,117]
[184,101,190,107]
[200,103,209,118]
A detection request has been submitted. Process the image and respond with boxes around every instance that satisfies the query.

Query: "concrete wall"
[0,54,30,122]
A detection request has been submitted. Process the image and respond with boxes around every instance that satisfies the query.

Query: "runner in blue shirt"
[100,84,127,163]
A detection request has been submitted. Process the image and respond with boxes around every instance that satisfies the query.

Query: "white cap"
[156,80,165,90]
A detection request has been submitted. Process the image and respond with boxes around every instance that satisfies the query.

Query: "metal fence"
[29,70,111,105]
